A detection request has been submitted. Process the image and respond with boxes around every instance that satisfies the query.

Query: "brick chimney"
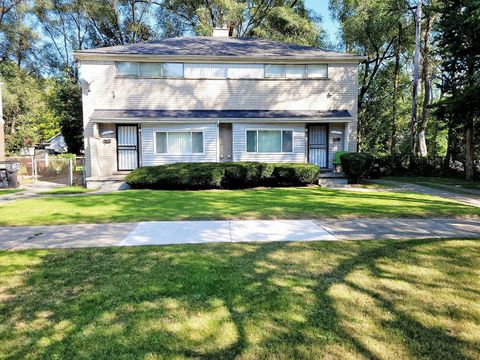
[212,27,230,37]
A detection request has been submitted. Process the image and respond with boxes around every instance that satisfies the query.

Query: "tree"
[46,74,83,154]
[436,0,480,181]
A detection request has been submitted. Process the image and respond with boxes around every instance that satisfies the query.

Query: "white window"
[155,131,204,154]
[246,129,293,153]
[285,65,306,78]
[307,64,328,78]
[264,64,285,78]
[226,64,264,79]
[163,63,184,78]
[139,63,162,77]
[116,62,138,76]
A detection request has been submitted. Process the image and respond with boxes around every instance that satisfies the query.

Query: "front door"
[308,125,328,168]
[117,125,139,171]
[219,123,233,162]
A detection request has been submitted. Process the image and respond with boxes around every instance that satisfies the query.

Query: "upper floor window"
[116,62,327,79]
[116,62,184,78]
[264,64,328,79]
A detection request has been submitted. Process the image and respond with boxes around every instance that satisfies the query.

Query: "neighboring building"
[74,31,364,187]
[40,133,68,154]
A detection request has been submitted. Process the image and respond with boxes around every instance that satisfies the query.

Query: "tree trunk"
[443,121,453,174]
[390,44,400,162]
[465,120,474,181]
[410,0,422,163]
[418,14,434,157]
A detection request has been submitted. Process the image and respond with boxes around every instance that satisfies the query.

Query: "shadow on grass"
[1,238,479,359]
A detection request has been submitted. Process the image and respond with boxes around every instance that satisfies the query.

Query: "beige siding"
[233,123,306,163]
[80,59,359,177]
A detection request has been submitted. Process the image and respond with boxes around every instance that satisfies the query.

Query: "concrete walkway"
[1,218,479,250]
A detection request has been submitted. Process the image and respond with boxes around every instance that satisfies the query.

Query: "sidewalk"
[1,218,479,251]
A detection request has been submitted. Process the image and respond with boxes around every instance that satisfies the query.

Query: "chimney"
[212,27,230,37]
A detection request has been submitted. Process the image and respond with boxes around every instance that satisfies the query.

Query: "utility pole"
[0,82,5,160]
[410,0,422,164]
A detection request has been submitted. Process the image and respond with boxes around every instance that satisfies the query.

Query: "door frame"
[307,124,329,169]
[116,124,139,171]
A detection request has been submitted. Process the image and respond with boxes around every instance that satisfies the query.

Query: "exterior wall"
[141,123,217,165]
[89,123,117,177]
[80,59,359,177]
[233,123,306,163]
[328,123,346,169]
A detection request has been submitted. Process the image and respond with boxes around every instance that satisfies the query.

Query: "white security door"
[308,125,328,168]
[117,125,139,171]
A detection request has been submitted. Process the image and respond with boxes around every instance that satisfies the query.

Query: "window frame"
[116,62,184,79]
[245,128,295,154]
[306,64,329,79]
[154,130,205,155]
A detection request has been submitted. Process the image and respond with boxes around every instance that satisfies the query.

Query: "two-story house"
[74,30,364,188]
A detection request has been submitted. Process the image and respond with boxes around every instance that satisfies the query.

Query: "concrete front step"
[318,178,349,187]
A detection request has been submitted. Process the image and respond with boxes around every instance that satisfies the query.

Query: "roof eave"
[74,52,366,63]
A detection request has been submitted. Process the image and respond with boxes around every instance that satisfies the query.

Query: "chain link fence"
[4,155,86,187]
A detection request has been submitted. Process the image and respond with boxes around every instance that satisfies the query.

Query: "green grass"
[0,189,23,196]
[388,176,480,193]
[38,186,94,195]
[1,239,479,359]
[0,187,479,226]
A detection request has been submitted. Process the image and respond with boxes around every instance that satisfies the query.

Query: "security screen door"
[308,125,328,168]
[117,125,139,171]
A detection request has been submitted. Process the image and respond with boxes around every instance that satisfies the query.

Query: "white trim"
[244,128,295,154]
[92,117,352,124]
[344,123,350,151]
[153,130,205,155]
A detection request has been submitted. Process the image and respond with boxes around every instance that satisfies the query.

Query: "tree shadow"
[1,238,478,359]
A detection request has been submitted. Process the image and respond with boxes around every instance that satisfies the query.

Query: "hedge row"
[125,162,320,190]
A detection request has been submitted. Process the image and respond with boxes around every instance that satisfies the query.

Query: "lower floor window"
[156,131,204,154]
[246,129,293,153]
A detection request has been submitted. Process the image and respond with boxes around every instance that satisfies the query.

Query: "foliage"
[0,62,60,154]
[46,75,83,154]
[271,163,320,185]
[340,152,374,183]
[126,162,319,190]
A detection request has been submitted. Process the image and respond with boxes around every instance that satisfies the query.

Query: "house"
[74,30,364,188]
[42,133,68,154]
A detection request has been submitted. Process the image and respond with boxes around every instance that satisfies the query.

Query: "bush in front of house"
[126,162,320,190]
[271,163,320,186]
[340,153,374,184]
[125,163,224,189]
[223,162,275,188]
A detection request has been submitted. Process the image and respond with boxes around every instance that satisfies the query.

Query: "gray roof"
[75,37,362,60]
[91,109,352,122]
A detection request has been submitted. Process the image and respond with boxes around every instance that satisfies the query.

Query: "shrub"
[340,153,374,184]
[125,163,224,189]
[223,162,274,188]
[126,162,320,190]
[271,163,320,186]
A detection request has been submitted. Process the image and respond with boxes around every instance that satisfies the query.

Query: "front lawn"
[1,239,478,359]
[0,187,479,226]
[39,186,94,195]
[0,189,23,196]
[388,176,480,193]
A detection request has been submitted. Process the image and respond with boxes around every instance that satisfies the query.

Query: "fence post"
[68,158,73,186]
[32,157,37,182]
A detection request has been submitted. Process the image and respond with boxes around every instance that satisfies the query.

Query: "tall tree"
[436,0,480,181]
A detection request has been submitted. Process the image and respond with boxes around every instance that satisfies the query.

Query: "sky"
[304,0,341,44]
